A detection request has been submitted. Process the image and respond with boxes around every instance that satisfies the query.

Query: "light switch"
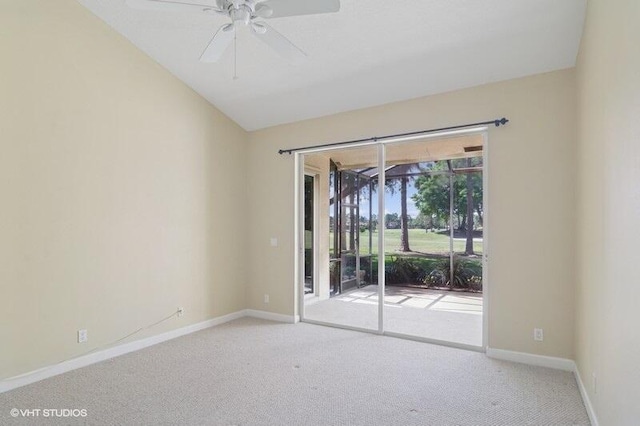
[270,237,278,247]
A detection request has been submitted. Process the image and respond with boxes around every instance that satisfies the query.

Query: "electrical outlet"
[264,294,270,304]
[78,329,88,343]
[270,238,278,247]
[534,328,544,342]
[177,307,184,317]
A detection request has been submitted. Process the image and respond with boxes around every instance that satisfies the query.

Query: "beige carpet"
[1,318,589,425]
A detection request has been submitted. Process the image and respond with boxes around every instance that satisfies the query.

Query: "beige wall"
[0,0,247,380]
[248,69,577,358]
[575,0,640,423]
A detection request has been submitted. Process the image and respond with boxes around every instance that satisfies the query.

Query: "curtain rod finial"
[495,117,509,127]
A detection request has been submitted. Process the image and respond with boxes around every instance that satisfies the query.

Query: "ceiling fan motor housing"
[225,0,271,24]
[230,6,251,24]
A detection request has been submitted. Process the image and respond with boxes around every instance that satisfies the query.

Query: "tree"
[412,163,451,228]
[399,176,411,251]
[385,212,400,229]
[465,158,475,254]
[413,159,483,255]
[370,214,378,230]
[414,212,430,230]
[385,164,419,252]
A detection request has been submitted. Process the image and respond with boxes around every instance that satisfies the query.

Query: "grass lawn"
[355,229,483,255]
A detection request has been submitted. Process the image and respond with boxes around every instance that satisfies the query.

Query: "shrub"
[343,265,356,279]
[329,261,340,287]
[424,256,482,290]
[385,256,426,285]
[467,275,483,292]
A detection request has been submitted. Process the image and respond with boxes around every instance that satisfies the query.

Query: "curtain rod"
[277,117,509,155]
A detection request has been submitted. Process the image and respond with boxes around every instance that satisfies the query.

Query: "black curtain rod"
[277,117,509,155]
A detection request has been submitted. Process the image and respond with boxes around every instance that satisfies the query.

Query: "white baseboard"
[573,364,599,426]
[486,347,575,371]
[0,310,250,394]
[244,309,299,324]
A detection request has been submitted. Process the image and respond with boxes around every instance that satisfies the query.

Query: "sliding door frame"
[295,127,490,352]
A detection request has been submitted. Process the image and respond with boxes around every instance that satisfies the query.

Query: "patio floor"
[304,285,483,347]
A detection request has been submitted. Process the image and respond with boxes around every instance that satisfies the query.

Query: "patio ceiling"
[323,133,484,170]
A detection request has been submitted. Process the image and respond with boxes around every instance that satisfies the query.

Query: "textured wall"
[0,0,248,379]
[248,69,577,359]
[575,0,640,423]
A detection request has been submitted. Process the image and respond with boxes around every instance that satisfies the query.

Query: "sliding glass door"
[298,132,486,349]
[379,139,484,346]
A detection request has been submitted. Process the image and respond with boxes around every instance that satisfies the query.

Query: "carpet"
[0,318,590,425]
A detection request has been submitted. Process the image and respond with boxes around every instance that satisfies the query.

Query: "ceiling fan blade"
[251,22,306,62]
[200,24,235,63]
[254,3,273,18]
[261,0,340,18]
[126,0,223,14]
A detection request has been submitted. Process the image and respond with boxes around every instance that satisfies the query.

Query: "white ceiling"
[78,0,587,131]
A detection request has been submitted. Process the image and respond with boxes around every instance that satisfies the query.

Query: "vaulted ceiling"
[79,0,587,131]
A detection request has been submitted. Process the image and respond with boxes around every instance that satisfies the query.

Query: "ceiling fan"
[126,0,341,63]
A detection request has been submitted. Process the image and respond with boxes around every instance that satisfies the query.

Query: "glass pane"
[383,136,484,346]
[329,163,336,259]
[358,180,373,256]
[304,175,314,295]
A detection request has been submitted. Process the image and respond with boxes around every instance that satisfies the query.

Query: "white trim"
[312,172,319,298]
[377,143,385,334]
[481,131,489,350]
[486,347,575,371]
[0,310,245,394]
[0,309,301,394]
[245,309,299,324]
[302,318,379,334]
[574,364,599,426]
[295,152,304,321]
[384,331,484,353]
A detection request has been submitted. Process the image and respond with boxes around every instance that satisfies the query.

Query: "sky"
[358,186,420,219]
